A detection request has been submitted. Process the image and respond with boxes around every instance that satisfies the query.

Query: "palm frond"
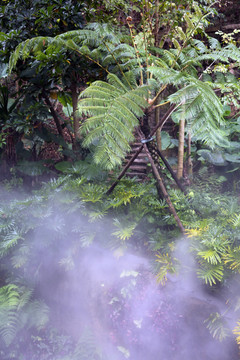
[205,312,230,342]
[112,218,137,241]
[198,248,222,265]
[233,320,240,348]
[155,252,177,285]
[223,246,240,272]
[197,263,224,286]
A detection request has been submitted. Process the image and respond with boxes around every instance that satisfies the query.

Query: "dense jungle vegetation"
[1,0,240,359]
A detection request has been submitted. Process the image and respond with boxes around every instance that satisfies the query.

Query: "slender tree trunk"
[154,146,186,194]
[150,103,176,138]
[106,144,144,195]
[177,118,185,179]
[71,81,80,142]
[42,91,64,138]
[144,143,185,233]
[187,132,193,177]
[155,95,162,151]
[106,104,177,195]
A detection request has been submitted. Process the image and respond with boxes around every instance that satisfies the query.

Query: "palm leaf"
[197,263,224,286]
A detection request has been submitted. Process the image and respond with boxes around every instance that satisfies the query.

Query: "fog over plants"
[1,0,240,359]
[1,178,240,360]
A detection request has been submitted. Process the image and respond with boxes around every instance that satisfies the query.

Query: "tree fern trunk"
[153,145,186,194]
[107,104,177,195]
[144,143,185,233]
[177,118,185,179]
[106,144,144,195]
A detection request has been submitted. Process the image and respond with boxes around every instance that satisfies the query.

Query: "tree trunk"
[154,146,186,194]
[144,143,185,233]
[177,118,185,179]
[71,81,80,143]
[187,132,193,177]
[155,96,162,151]
[42,91,64,138]
[106,104,177,195]
[106,143,144,195]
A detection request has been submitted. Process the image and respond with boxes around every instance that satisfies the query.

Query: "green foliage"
[205,312,230,342]
[73,328,103,360]
[197,263,224,286]
[223,247,240,272]
[0,284,49,346]
[233,320,240,349]
[2,1,240,355]
[112,218,137,241]
[149,65,226,148]
[79,74,149,169]
[0,0,86,62]
[155,252,177,285]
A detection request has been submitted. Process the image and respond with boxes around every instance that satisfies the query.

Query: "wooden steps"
[124,142,149,179]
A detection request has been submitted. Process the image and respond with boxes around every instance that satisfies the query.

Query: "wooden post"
[144,143,185,233]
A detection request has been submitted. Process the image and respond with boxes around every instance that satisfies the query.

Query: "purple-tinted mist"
[1,190,239,360]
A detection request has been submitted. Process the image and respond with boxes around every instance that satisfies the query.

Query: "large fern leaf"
[79,73,149,169]
[149,66,226,148]
[0,284,49,346]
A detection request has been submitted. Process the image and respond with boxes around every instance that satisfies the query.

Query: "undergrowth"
[0,167,240,357]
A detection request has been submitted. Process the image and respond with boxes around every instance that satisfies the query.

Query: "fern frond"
[0,284,49,346]
[0,285,20,346]
[26,299,49,330]
[11,245,30,269]
[79,183,105,203]
[9,36,54,71]
[163,73,226,148]
[0,229,23,257]
[208,36,222,50]
[73,327,102,360]
[79,74,149,169]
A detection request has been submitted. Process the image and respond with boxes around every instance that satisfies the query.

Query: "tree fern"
[9,23,128,75]
[149,65,227,148]
[79,73,149,169]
